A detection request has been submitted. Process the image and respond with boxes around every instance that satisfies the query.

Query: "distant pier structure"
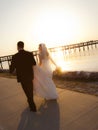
[0,50,38,70]
[49,40,98,53]
[0,40,98,70]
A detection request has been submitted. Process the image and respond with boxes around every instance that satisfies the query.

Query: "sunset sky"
[0,0,98,56]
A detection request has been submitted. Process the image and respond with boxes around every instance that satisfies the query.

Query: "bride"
[33,43,58,100]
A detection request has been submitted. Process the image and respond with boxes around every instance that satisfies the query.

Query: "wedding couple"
[10,41,58,112]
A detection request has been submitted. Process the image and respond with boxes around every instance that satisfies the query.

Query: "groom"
[10,41,37,112]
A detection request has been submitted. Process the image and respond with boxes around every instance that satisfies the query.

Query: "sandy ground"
[0,72,98,97]
[53,77,98,97]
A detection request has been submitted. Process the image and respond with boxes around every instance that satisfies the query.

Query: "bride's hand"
[56,66,62,72]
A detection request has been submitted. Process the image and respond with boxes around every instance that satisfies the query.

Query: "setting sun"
[0,0,98,56]
[50,48,72,71]
[31,9,80,47]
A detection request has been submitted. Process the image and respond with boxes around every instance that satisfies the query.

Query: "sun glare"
[51,49,71,72]
[32,10,80,47]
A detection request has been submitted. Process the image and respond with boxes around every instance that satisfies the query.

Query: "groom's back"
[12,50,36,82]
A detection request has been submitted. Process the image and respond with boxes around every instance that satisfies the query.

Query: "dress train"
[33,65,58,99]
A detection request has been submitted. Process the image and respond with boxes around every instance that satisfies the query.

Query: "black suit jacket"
[10,50,36,82]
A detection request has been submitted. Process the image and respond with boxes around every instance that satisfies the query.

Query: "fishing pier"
[0,40,98,70]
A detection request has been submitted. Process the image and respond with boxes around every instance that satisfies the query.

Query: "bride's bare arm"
[49,55,58,67]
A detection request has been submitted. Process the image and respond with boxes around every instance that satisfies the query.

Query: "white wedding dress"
[33,58,58,100]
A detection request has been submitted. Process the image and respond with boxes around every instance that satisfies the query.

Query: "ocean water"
[1,45,98,72]
[51,45,98,72]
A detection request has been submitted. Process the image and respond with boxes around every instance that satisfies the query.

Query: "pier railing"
[0,40,98,70]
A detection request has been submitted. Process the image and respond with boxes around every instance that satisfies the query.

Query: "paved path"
[0,77,98,130]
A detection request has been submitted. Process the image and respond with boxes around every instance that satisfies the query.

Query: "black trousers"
[21,80,36,109]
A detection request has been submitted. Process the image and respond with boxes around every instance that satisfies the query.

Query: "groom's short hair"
[17,41,24,48]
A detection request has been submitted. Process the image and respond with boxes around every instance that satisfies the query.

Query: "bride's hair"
[39,43,49,59]
[39,43,57,67]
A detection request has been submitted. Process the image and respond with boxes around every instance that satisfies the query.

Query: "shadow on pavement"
[18,100,60,130]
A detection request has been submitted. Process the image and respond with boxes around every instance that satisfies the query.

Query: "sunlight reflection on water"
[51,46,98,72]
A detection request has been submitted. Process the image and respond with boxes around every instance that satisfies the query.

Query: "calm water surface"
[52,45,98,72]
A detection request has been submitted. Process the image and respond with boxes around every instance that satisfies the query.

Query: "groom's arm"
[31,52,36,65]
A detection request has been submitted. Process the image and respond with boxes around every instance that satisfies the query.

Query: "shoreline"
[0,71,98,97]
[53,77,98,97]
[53,70,98,97]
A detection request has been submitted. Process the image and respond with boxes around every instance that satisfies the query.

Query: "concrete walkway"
[0,77,98,130]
